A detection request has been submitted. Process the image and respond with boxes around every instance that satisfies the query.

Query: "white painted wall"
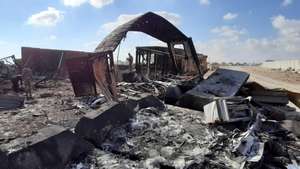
[261,59,300,72]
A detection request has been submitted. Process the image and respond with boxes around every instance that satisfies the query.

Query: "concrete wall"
[261,59,300,72]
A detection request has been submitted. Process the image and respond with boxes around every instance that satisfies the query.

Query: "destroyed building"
[95,12,204,77]
[21,47,117,100]
[0,11,300,169]
[135,46,208,79]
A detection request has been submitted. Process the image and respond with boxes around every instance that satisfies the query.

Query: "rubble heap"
[1,11,299,169]
[1,67,300,169]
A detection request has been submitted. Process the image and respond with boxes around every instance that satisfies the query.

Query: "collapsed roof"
[95,12,189,53]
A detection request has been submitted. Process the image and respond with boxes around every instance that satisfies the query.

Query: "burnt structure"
[20,12,205,98]
[21,47,117,100]
[135,46,208,78]
[95,12,204,77]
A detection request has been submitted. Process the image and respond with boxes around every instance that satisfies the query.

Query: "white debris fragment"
[160,146,175,158]
[144,156,167,169]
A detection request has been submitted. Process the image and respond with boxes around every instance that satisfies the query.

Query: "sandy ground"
[225,66,300,93]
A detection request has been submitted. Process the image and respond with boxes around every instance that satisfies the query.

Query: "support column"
[167,42,178,74]
[108,52,117,100]
[187,37,203,77]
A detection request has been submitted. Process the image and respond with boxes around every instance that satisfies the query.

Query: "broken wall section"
[21,47,117,99]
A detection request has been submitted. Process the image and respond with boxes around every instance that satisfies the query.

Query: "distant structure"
[261,59,300,72]
[135,46,208,78]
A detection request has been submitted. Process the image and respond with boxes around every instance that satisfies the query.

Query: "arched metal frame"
[95,12,203,77]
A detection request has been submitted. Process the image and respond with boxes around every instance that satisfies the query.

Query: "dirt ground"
[0,80,98,152]
[224,66,300,93]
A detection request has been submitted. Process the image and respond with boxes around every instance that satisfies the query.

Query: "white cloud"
[271,15,300,52]
[89,0,114,8]
[211,26,246,41]
[63,0,114,8]
[199,0,210,5]
[223,12,238,20]
[272,15,300,39]
[27,7,64,27]
[282,0,293,6]
[101,14,139,32]
[48,35,57,40]
[196,15,300,62]
[63,0,87,7]
[101,11,181,32]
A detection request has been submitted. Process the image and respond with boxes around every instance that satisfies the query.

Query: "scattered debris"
[178,68,250,110]
[232,114,264,162]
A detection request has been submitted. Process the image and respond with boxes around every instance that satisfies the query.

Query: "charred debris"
[0,12,300,169]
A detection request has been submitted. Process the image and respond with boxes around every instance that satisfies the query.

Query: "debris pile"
[66,91,300,169]
[1,69,300,169]
[110,68,300,169]
[0,11,300,169]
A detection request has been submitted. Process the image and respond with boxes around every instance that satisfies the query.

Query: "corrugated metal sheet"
[22,47,65,76]
[21,47,94,77]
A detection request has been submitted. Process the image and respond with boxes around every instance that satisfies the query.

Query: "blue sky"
[0,0,299,62]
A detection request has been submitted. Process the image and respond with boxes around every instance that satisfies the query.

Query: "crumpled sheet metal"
[232,114,264,162]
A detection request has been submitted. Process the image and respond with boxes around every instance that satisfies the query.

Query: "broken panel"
[66,57,97,97]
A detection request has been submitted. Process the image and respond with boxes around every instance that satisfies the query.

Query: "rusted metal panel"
[107,52,118,99]
[65,57,97,97]
[22,47,64,76]
[21,47,117,98]
[21,47,93,77]
[92,54,113,101]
